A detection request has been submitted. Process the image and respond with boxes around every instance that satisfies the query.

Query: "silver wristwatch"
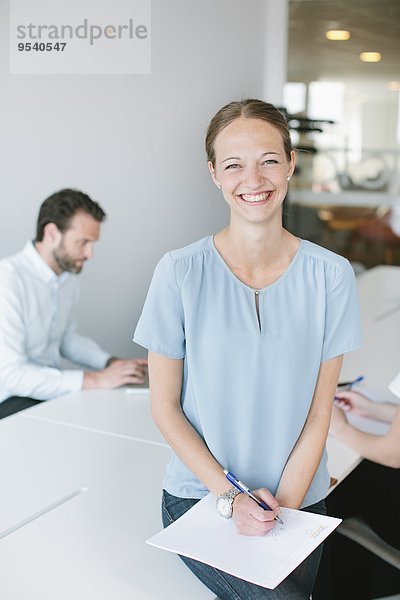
[216,487,242,518]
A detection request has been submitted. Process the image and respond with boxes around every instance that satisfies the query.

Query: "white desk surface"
[22,388,166,446]
[0,415,157,537]
[356,265,400,323]
[325,266,400,488]
[341,307,400,393]
[0,447,215,600]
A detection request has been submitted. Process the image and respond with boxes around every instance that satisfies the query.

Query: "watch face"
[216,496,232,518]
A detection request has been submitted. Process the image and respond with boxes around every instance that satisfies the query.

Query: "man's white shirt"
[0,241,110,403]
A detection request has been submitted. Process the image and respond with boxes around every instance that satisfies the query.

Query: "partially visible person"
[0,189,147,419]
[314,372,400,599]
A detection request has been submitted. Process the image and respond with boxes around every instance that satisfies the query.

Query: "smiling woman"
[209,117,294,238]
[133,99,362,599]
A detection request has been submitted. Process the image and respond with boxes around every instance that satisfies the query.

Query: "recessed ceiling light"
[325,30,350,41]
[360,52,382,62]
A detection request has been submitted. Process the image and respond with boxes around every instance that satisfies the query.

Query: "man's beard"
[53,243,84,274]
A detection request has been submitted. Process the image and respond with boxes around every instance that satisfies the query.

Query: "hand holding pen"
[335,375,365,402]
[224,469,283,535]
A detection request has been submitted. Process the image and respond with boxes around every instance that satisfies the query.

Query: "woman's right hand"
[334,390,372,418]
[232,488,280,536]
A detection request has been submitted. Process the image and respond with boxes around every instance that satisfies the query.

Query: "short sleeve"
[133,253,185,359]
[389,371,400,398]
[322,259,362,362]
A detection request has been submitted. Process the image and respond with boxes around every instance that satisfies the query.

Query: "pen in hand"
[335,375,365,401]
[337,375,365,389]
[224,470,284,525]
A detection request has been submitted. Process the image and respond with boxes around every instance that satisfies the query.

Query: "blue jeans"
[162,490,326,600]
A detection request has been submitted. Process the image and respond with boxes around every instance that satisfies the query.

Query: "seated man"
[0,188,147,419]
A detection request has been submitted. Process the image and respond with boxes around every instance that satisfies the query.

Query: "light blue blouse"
[134,236,361,507]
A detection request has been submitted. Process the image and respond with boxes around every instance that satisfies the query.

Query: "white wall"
[0,0,287,358]
[263,0,289,105]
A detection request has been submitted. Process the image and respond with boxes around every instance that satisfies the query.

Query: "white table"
[0,447,214,600]
[326,266,400,488]
[340,268,400,395]
[0,415,153,537]
[354,265,400,323]
[23,388,165,445]
[0,389,214,600]
[0,394,215,599]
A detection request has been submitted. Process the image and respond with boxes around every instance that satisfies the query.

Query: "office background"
[0,0,288,358]
[1,2,400,597]
[1,0,399,356]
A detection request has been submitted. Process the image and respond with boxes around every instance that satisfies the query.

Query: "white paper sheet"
[147,493,341,589]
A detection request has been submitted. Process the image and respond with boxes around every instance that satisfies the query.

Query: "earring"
[216,183,222,190]
[286,176,291,181]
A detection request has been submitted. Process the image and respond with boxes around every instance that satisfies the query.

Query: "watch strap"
[224,487,242,502]
[216,486,242,518]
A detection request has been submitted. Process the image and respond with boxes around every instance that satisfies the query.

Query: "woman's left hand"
[330,404,348,437]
